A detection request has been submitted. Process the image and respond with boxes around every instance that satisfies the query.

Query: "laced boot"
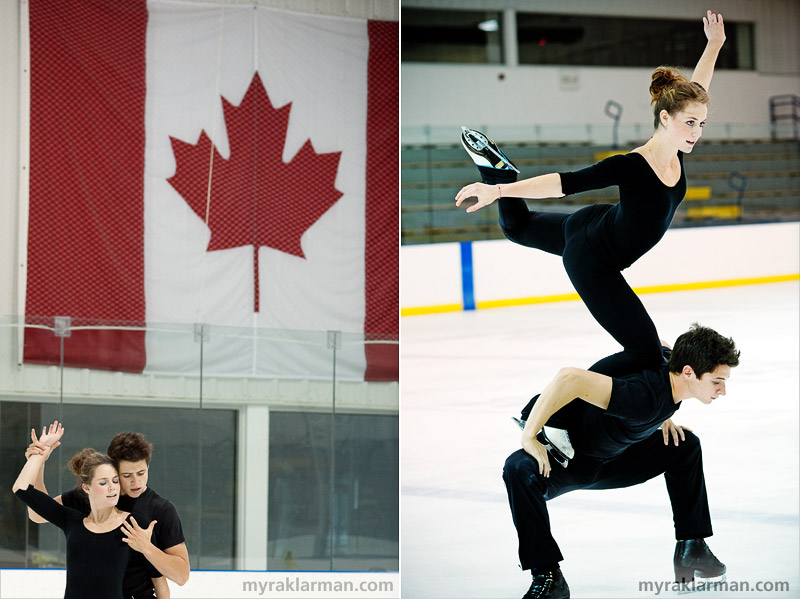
[522,567,570,599]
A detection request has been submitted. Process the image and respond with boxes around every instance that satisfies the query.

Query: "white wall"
[0,0,20,318]
[402,64,800,143]
[401,222,800,313]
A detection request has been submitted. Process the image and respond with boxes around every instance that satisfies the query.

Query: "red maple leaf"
[167,72,343,312]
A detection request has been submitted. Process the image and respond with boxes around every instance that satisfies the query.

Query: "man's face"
[117,459,149,498]
[690,364,730,404]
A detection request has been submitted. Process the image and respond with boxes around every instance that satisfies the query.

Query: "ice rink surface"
[401,282,800,598]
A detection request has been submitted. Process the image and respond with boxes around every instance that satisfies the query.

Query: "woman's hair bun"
[649,66,686,104]
[68,448,100,478]
[648,66,708,128]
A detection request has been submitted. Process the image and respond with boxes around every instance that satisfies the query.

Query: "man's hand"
[121,518,157,554]
[661,418,693,446]
[522,435,551,478]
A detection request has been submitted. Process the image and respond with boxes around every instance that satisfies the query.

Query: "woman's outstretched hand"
[455,182,500,213]
[25,426,62,461]
[36,421,65,449]
[702,10,725,47]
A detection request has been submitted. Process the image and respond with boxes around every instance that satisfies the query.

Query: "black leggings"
[480,166,663,375]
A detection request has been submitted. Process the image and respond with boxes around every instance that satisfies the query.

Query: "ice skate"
[512,418,575,468]
[673,539,726,585]
[522,568,570,599]
[460,126,520,173]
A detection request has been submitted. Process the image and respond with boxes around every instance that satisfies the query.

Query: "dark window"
[517,13,754,69]
[402,8,504,64]
[268,411,399,571]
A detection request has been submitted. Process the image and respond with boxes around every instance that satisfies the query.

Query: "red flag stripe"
[25,0,148,371]
[364,21,399,382]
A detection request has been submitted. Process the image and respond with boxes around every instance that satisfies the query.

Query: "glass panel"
[268,411,399,571]
[332,412,399,571]
[0,401,237,569]
[0,317,398,576]
[0,402,44,567]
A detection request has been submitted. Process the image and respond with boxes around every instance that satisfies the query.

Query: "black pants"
[480,166,662,376]
[501,430,713,570]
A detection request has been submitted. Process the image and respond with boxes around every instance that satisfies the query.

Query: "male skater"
[26,431,190,598]
[504,323,740,599]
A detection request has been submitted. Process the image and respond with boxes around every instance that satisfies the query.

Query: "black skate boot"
[460,126,520,173]
[512,418,575,468]
[673,539,726,584]
[522,568,570,599]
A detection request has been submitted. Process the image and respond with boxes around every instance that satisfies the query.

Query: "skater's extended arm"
[13,422,64,494]
[691,10,725,92]
[455,173,563,213]
[24,429,65,523]
[521,368,612,477]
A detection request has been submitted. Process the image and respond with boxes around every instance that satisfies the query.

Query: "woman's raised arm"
[12,421,64,493]
[691,10,726,93]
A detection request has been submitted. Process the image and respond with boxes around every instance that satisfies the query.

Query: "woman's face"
[663,101,708,153]
[83,463,120,508]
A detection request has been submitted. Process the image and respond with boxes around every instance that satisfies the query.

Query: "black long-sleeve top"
[559,151,687,269]
[15,485,154,599]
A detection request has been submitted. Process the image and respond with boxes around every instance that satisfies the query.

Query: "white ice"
[401,282,800,598]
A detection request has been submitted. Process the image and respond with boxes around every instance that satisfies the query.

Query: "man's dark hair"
[668,323,740,377]
[107,431,153,465]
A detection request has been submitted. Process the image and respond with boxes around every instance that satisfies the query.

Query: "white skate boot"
[513,417,575,468]
[460,126,520,173]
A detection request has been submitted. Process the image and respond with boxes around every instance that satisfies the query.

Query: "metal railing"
[770,95,800,140]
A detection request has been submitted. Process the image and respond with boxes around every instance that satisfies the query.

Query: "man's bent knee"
[503,449,544,485]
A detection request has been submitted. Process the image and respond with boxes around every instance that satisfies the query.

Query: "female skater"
[455,10,726,376]
[13,421,168,599]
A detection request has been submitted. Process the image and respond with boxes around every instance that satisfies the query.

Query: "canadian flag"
[23,0,398,381]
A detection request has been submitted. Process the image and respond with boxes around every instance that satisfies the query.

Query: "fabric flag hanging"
[23,0,398,381]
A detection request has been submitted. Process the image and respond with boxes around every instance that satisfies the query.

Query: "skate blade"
[461,127,520,173]
[511,418,570,468]
[486,147,520,173]
[540,428,575,460]
[535,429,569,468]
[676,574,727,595]
[544,442,570,468]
